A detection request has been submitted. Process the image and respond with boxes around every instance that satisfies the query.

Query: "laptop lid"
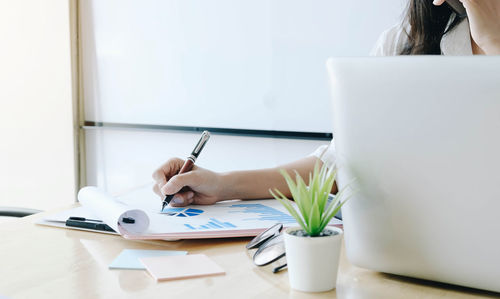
[327,56,500,292]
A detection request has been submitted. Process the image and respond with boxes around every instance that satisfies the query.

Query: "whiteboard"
[80,0,405,133]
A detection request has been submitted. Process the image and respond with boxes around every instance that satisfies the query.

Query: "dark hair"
[401,0,464,55]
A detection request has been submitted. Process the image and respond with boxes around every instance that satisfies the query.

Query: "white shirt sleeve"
[369,24,407,56]
[310,140,336,169]
[370,28,391,56]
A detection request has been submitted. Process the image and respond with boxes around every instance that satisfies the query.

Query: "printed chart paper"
[40,185,342,240]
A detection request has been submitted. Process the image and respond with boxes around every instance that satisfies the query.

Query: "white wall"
[0,0,76,210]
[80,0,407,133]
[81,0,408,194]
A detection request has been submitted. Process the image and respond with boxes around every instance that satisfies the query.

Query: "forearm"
[218,156,327,200]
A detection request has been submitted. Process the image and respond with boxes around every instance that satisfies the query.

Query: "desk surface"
[1,207,498,299]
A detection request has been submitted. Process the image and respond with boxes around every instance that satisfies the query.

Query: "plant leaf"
[279,169,297,199]
[321,191,344,225]
[316,167,334,213]
[310,162,319,204]
[308,197,321,236]
[273,161,353,236]
[320,185,351,229]
[294,171,311,225]
[270,188,307,231]
[318,197,350,232]
[280,169,309,223]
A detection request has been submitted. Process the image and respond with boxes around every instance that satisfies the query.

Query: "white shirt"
[312,18,473,167]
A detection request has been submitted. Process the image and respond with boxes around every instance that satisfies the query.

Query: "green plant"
[270,162,349,237]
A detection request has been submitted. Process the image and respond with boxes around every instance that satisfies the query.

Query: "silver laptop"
[327,57,500,293]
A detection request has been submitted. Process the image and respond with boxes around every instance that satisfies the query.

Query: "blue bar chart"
[228,203,296,224]
[173,202,297,231]
[184,218,236,230]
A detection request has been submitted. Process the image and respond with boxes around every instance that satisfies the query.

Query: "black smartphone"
[446,0,467,17]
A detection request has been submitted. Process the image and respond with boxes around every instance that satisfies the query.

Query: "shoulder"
[370,23,409,56]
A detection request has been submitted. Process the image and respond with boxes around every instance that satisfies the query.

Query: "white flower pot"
[284,226,343,292]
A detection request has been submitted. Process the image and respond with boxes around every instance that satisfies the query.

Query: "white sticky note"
[109,249,187,270]
[140,254,225,281]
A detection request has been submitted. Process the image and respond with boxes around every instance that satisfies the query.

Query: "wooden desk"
[1,209,498,299]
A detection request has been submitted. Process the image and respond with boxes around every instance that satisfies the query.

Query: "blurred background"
[0,0,405,211]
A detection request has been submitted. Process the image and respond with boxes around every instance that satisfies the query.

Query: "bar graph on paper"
[184,218,236,230]
[183,203,296,231]
[229,203,296,223]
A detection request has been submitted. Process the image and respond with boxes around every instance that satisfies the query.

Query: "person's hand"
[434,0,500,55]
[152,158,224,207]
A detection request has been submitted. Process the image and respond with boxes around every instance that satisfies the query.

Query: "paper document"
[39,185,342,240]
[78,186,150,235]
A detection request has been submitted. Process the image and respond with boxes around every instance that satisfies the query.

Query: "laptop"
[327,56,500,293]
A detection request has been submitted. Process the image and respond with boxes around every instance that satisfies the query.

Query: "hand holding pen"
[152,131,221,209]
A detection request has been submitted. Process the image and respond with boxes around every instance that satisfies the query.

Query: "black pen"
[162,131,211,211]
[68,216,102,222]
[65,218,116,232]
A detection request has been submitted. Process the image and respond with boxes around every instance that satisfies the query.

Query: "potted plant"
[270,162,349,292]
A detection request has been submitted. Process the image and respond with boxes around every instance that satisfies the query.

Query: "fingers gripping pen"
[161,131,211,211]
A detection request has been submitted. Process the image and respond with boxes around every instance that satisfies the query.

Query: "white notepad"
[140,254,225,281]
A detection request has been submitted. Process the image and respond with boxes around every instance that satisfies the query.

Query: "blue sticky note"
[109,249,188,270]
